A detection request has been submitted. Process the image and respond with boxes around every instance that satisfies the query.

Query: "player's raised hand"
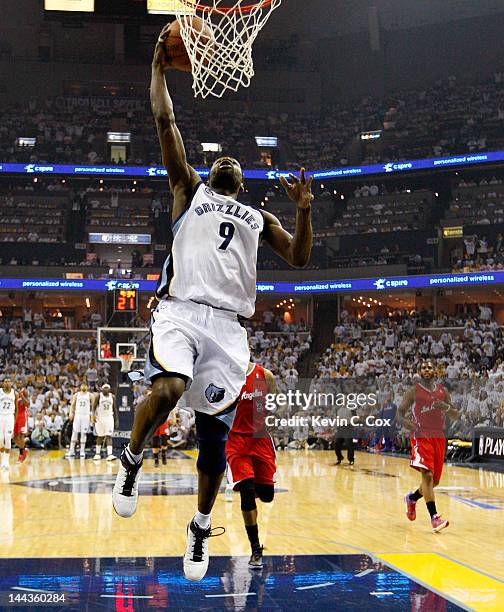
[280,167,314,210]
[152,23,172,71]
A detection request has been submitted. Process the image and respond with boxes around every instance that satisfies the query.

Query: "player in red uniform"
[13,383,29,464]
[152,419,169,467]
[225,362,277,568]
[398,360,458,532]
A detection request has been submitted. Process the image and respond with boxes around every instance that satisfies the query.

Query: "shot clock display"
[114,289,138,313]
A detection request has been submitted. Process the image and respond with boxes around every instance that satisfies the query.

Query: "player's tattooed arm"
[151,25,200,207]
[14,391,19,420]
[262,168,313,268]
[264,368,279,396]
[397,386,416,431]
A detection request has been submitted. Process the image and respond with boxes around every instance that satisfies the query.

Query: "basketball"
[162,18,213,73]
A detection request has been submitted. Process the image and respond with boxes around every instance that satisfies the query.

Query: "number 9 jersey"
[156,182,264,318]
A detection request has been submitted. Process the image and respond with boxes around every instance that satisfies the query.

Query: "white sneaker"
[224,485,234,502]
[183,519,225,582]
[112,448,143,518]
[79,452,86,460]
[106,454,116,461]
[65,450,75,459]
[93,454,101,461]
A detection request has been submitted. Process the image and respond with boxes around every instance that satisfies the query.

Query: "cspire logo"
[373,278,409,290]
[106,280,118,291]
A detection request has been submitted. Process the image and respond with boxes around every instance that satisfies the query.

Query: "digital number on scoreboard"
[114,289,138,312]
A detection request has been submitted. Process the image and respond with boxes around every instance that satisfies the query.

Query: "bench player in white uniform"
[93,384,117,461]
[0,379,19,471]
[112,25,314,582]
[67,383,92,459]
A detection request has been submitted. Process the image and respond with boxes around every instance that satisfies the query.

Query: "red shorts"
[410,435,446,483]
[14,413,28,436]
[226,432,276,487]
[154,422,169,437]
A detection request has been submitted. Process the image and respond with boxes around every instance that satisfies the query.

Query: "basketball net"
[177,0,282,99]
[119,354,134,373]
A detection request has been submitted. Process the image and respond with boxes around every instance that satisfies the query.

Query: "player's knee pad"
[4,437,11,450]
[237,478,257,512]
[71,429,79,442]
[152,436,160,449]
[197,438,227,475]
[255,483,274,503]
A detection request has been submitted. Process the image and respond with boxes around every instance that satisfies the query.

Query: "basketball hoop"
[119,354,134,373]
[176,0,282,98]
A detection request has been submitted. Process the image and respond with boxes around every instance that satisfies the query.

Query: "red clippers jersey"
[17,390,28,416]
[413,382,446,437]
[232,364,269,435]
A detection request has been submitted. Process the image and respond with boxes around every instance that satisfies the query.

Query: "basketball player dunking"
[226,362,277,568]
[0,379,19,471]
[398,360,458,532]
[112,25,313,582]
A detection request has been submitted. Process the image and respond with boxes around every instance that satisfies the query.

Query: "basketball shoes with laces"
[183,519,224,582]
[248,544,263,568]
[431,515,449,533]
[404,493,417,521]
[112,448,143,518]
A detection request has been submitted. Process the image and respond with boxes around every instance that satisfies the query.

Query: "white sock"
[80,434,87,451]
[194,511,211,530]
[107,445,113,456]
[126,445,143,463]
[69,442,75,452]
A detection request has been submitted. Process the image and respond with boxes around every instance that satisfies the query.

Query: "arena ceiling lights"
[44,0,94,11]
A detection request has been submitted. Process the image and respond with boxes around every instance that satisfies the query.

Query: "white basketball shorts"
[73,414,90,434]
[95,418,114,437]
[0,414,14,446]
[144,297,249,424]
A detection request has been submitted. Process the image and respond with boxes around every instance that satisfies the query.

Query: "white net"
[119,354,134,373]
[176,0,282,99]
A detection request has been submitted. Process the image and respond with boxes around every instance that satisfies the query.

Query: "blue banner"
[0,150,502,180]
[0,271,502,294]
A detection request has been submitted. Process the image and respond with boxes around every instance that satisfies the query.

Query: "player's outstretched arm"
[151,25,200,201]
[262,168,313,268]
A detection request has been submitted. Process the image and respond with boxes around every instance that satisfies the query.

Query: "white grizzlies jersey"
[0,390,15,416]
[96,393,114,420]
[156,182,264,318]
[75,392,91,416]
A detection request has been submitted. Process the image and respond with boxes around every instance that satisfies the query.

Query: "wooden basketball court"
[0,450,502,610]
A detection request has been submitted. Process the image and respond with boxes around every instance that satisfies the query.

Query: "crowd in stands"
[1,302,503,458]
[1,71,503,169]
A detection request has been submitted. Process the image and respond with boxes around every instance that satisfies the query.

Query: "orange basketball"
[163,18,213,73]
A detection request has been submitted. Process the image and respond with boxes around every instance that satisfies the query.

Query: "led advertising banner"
[1,150,503,181]
[0,271,502,294]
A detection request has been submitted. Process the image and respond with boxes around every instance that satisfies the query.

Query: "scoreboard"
[114,289,138,313]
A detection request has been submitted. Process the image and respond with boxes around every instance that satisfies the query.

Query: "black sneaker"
[248,544,263,569]
[154,457,159,468]
[112,448,143,518]
[183,519,225,582]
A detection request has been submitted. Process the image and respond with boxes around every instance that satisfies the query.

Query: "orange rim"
[179,0,275,14]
